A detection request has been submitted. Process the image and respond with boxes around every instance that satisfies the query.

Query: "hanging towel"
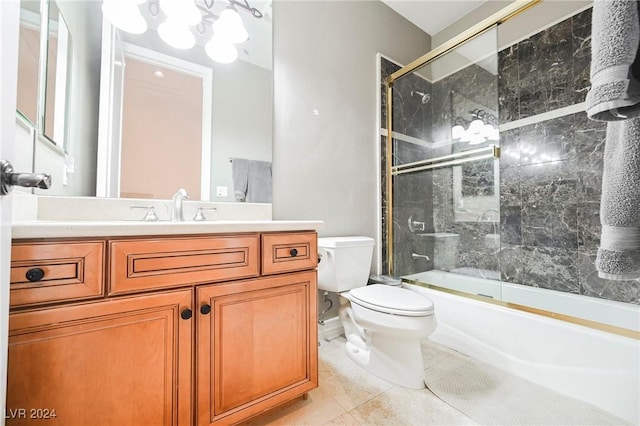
[585,0,640,121]
[246,160,272,203]
[586,0,640,280]
[231,158,272,203]
[595,120,640,280]
[231,158,250,201]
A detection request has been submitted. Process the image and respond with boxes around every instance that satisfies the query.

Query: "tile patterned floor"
[241,337,478,425]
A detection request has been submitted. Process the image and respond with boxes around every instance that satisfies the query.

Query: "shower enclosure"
[382,0,639,336]
[385,25,500,281]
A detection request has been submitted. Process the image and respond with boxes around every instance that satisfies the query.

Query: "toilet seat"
[349,284,434,317]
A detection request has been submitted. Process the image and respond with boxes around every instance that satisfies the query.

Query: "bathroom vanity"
[7,220,321,425]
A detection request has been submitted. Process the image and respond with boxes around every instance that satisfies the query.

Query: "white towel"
[586,0,640,121]
[586,0,640,280]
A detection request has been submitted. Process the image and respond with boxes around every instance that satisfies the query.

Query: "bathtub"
[402,271,640,424]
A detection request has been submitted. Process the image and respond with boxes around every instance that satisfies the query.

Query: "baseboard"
[318,316,343,341]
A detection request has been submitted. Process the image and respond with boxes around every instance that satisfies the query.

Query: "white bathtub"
[403,277,640,424]
[404,269,640,332]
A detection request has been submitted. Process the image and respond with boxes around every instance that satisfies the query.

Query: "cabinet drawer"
[262,232,317,275]
[109,235,260,295]
[10,241,105,308]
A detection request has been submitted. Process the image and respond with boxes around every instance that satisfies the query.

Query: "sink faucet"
[171,188,189,221]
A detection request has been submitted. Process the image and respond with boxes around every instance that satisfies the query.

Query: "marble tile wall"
[498,8,638,304]
[381,8,639,305]
[380,57,435,275]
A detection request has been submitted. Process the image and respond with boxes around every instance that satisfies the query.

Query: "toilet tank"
[317,236,375,292]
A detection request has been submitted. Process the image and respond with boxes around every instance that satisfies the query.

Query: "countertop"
[12,220,325,239]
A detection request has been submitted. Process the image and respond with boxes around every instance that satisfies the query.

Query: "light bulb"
[468,134,487,145]
[213,7,248,43]
[158,19,195,49]
[468,118,484,134]
[205,35,238,64]
[159,0,201,26]
[451,125,465,140]
[481,123,495,138]
[102,0,147,34]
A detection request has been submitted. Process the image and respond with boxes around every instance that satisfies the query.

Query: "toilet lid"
[349,284,434,316]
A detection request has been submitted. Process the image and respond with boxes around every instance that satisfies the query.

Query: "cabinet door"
[196,271,318,425]
[7,290,193,426]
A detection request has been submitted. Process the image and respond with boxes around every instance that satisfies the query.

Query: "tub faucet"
[171,188,189,221]
[412,253,430,261]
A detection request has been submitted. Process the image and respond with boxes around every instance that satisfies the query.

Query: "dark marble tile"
[522,203,578,250]
[500,205,522,246]
[577,202,601,253]
[499,84,520,123]
[500,166,521,207]
[571,112,606,170]
[520,161,577,205]
[518,66,575,118]
[498,45,519,88]
[390,73,433,141]
[519,246,579,293]
[579,252,640,304]
[572,8,592,103]
[577,170,603,203]
[380,58,401,130]
[499,128,520,168]
[499,243,524,283]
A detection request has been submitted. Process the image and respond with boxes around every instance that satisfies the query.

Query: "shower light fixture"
[451,109,499,145]
[101,0,264,64]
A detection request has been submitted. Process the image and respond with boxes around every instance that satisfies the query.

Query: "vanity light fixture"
[451,109,499,145]
[102,0,148,35]
[101,0,264,64]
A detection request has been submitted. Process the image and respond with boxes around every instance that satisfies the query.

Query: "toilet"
[317,236,436,389]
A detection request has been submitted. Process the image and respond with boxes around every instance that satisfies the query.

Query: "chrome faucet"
[171,188,189,221]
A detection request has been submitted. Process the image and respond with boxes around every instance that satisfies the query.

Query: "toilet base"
[344,333,426,389]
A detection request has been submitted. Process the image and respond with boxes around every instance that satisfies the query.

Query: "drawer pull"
[200,304,211,315]
[289,248,298,257]
[25,268,45,282]
[180,309,193,320]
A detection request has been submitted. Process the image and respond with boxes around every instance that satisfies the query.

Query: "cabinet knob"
[200,304,211,315]
[26,268,45,282]
[289,248,298,257]
[180,309,193,320]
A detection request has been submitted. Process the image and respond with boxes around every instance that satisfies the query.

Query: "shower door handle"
[1,159,51,195]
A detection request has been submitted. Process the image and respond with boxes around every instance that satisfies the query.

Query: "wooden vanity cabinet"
[8,231,318,426]
[196,271,318,425]
[7,289,193,426]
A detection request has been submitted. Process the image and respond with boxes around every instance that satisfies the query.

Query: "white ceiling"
[381,0,487,35]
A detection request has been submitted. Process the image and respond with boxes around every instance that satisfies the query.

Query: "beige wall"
[272,0,430,262]
[120,58,203,200]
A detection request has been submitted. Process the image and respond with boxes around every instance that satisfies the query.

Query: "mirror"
[42,0,73,150]
[19,0,273,203]
[16,0,42,127]
[450,92,500,222]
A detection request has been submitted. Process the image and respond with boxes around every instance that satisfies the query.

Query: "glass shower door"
[386,27,501,298]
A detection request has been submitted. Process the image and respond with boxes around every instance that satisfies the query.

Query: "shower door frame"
[383,0,542,274]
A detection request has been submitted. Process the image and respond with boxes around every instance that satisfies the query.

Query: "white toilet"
[317,236,437,389]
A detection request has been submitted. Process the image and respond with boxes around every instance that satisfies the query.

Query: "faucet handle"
[193,207,217,221]
[129,205,160,221]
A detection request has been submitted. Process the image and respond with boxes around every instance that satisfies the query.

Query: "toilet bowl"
[318,236,437,389]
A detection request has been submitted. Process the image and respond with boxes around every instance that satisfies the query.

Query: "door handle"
[1,159,51,195]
